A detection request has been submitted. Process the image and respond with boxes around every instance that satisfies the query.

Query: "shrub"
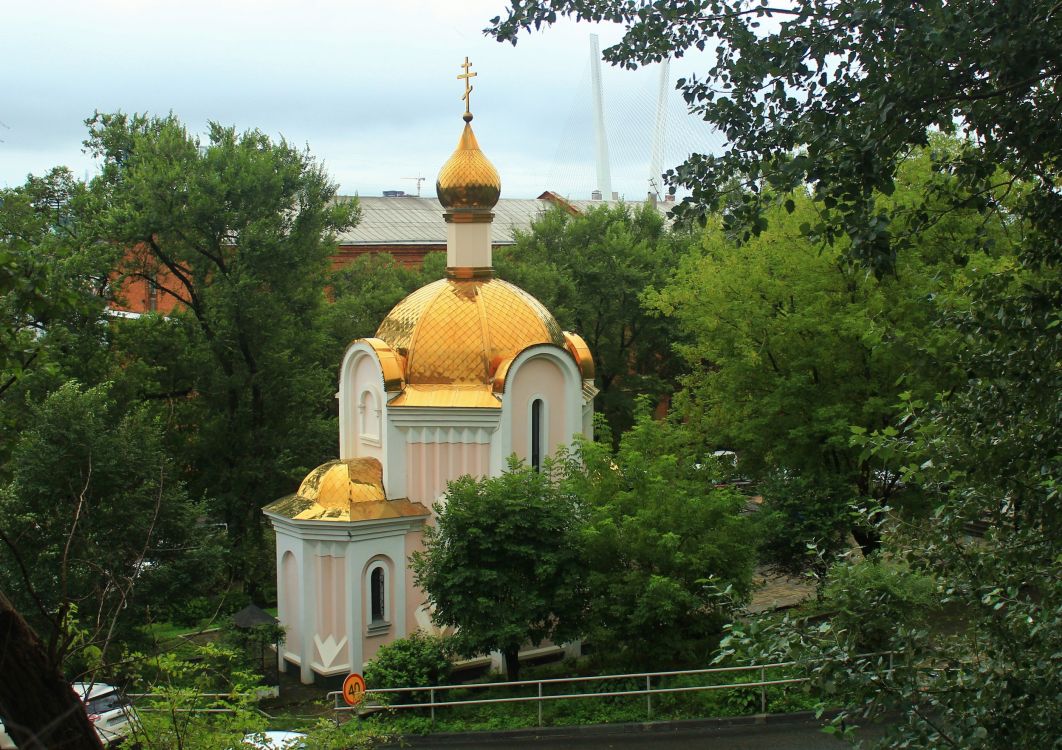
[820,557,938,652]
[364,632,453,704]
[758,470,856,575]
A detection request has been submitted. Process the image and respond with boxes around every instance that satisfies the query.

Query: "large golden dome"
[436,123,501,210]
[375,277,564,389]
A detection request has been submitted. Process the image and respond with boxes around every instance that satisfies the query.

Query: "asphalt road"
[391,715,885,749]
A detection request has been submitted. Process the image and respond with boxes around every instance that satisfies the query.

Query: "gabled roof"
[336,195,664,246]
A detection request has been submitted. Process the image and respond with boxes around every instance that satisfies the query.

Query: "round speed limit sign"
[341,672,366,707]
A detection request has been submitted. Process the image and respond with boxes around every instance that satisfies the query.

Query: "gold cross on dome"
[457,57,477,118]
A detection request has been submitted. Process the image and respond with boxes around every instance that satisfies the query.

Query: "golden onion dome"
[436,123,501,211]
[375,277,564,387]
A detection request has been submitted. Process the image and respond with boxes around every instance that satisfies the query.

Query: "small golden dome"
[436,123,501,210]
[262,458,430,522]
[375,277,564,387]
[296,458,386,507]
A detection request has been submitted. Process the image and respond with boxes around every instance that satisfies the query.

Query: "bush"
[173,596,216,627]
[758,470,856,575]
[820,557,938,652]
[363,632,453,703]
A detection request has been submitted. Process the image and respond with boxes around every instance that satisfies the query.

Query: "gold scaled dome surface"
[262,458,429,522]
[436,123,501,210]
[375,277,565,388]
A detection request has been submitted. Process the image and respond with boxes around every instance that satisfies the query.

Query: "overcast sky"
[1,0,725,200]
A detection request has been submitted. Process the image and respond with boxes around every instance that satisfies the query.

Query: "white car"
[242,730,307,749]
[1,686,135,749]
[73,682,138,746]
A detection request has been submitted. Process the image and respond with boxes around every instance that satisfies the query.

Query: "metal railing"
[327,657,847,728]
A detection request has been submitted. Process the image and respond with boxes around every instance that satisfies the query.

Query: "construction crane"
[402,175,425,197]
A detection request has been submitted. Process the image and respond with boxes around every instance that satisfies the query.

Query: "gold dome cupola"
[436,124,501,212]
[437,58,501,277]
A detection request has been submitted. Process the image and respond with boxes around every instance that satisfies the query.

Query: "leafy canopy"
[84,112,359,594]
[649,146,1020,566]
[490,0,1061,275]
[558,408,758,668]
[411,457,585,681]
[492,2,1061,745]
[0,381,199,671]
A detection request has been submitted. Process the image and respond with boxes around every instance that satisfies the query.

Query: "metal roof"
[336,196,662,246]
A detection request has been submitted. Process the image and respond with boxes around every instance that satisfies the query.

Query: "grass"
[141,619,204,643]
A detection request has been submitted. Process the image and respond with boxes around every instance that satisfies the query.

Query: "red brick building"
[111,192,668,315]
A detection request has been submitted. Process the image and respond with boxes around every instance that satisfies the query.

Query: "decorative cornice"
[387,406,501,429]
[265,513,427,543]
[403,425,495,445]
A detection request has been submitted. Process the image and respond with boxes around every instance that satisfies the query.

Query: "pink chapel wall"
[281,552,300,660]
[405,442,491,505]
[404,528,427,636]
[509,357,569,463]
[314,555,346,650]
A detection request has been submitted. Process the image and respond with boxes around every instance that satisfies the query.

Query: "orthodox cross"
[458,57,477,120]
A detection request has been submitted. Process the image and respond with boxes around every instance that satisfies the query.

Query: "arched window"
[359,389,380,442]
[531,398,544,472]
[370,567,386,624]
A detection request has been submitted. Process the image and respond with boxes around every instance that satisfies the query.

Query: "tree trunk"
[503,644,521,682]
[0,595,103,750]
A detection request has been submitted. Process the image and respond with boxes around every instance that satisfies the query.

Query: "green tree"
[0,170,124,750]
[0,168,116,411]
[559,409,758,668]
[326,250,445,345]
[495,203,690,438]
[490,1,1062,744]
[0,381,201,670]
[491,0,1060,276]
[84,112,360,595]
[650,151,1016,564]
[411,459,585,680]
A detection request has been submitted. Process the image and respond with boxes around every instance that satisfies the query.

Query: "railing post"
[538,682,543,727]
[760,667,767,714]
[430,688,435,729]
[646,675,652,720]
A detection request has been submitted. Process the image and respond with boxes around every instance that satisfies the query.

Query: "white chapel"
[264,68,597,684]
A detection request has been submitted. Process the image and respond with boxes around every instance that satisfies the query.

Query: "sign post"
[341,672,366,707]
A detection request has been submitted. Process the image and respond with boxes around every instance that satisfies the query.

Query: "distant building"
[329,191,659,269]
[111,192,667,316]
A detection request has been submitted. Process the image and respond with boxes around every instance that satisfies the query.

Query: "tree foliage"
[493,1,1061,744]
[650,148,1018,564]
[491,0,1061,275]
[558,409,758,668]
[0,381,203,672]
[0,168,115,409]
[495,203,690,438]
[411,458,585,680]
[84,112,360,593]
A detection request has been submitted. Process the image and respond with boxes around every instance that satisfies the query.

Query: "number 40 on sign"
[342,672,366,707]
